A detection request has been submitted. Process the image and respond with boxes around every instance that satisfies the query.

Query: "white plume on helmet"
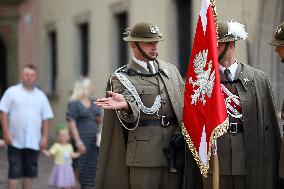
[227,21,248,40]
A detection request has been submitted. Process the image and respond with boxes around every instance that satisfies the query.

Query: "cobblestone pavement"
[0,148,55,189]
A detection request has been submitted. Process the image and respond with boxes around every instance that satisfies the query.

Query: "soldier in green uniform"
[268,21,284,186]
[95,22,202,189]
[268,22,284,63]
[268,21,284,121]
[203,21,281,189]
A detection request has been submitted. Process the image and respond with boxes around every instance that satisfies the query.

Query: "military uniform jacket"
[280,137,284,179]
[208,63,281,189]
[95,59,188,189]
[279,100,284,179]
[279,99,284,175]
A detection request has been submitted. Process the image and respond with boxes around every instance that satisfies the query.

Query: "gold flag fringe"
[182,117,229,177]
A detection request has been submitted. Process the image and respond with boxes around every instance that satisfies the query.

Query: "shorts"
[8,145,39,179]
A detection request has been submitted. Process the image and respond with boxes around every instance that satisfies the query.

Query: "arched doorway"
[0,37,7,97]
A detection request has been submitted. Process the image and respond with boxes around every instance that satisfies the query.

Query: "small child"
[42,124,80,189]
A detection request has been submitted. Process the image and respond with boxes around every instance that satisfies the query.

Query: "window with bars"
[176,0,192,78]
[0,38,7,97]
[116,12,128,68]
[48,30,57,93]
[78,22,89,76]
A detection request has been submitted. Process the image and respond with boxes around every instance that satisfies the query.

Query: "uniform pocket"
[135,85,157,108]
[128,128,151,142]
[137,86,154,95]
[262,97,276,163]
[126,128,152,164]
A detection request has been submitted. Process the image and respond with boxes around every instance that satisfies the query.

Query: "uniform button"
[163,100,166,105]
[161,89,164,93]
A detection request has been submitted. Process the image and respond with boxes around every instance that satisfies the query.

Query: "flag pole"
[210,0,220,189]
[210,0,218,27]
[212,141,219,189]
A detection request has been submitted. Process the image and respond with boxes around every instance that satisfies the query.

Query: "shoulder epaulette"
[118,67,161,77]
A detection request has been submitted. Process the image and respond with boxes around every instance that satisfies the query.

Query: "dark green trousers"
[129,166,181,189]
[203,175,246,189]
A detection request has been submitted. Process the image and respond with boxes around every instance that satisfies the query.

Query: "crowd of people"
[0,19,283,189]
[0,66,102,189]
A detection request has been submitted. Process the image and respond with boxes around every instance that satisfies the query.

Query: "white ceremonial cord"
[114,72,161,115]
[109,75,140,131]
[221,84,242,119]
[107,68,162,131]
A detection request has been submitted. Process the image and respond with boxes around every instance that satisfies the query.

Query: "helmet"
[268,22,284,46]
[218,21,248,42]
[123,22,164,42]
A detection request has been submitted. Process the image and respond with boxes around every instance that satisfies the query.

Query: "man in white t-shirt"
[0,64,54,189]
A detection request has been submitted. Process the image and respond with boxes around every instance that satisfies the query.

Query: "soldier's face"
[275,46,284,60]
[217,42,226,57]
[217,42,234,64]
[132,42,159,61]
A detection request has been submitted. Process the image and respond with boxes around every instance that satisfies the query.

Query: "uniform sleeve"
[170,64,185,134]
[263,74,281,153]
[66,101,79,121]
[108,75,139,124]
[0,88,13,113]
[41,94,54,120]
[49,143,59,155]
[173,64,185,95]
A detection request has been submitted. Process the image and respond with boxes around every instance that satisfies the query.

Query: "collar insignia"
[150,25,159,34]
[276,27,282,34]
[243,77,249,84]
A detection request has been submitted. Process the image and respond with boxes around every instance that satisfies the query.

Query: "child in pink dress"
[42,125,80,189]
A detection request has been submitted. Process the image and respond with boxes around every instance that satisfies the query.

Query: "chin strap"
[135,42,157,61]
[218,42,230,62]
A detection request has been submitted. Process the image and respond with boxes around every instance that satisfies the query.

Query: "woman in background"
[66,77,103,189]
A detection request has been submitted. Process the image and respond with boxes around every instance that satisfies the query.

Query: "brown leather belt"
[139,117,178,127]
[228,123,243,134]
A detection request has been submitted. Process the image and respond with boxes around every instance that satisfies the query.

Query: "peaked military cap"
[123,22,164,42]
[218,21,248,42]
[268,22,284,46]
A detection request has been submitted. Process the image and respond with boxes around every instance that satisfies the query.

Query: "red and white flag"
[182,0,229,177]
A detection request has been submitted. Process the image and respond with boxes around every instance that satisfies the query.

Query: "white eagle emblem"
[189,49,215,106]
